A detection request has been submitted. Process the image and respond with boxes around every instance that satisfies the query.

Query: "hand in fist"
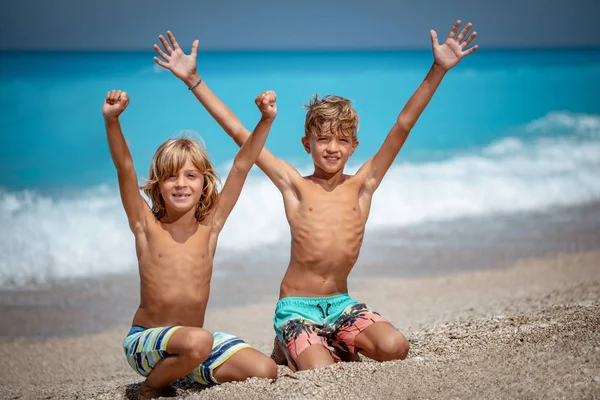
[102,90,130,119]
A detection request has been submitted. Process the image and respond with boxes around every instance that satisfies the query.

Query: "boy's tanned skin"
[154,20,478,370]
[105,85,278,398]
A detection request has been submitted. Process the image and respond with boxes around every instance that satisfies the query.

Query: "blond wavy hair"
[303,94,359,140]
[141,136,220,222]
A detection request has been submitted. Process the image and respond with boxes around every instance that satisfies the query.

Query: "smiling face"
[302,123,359,174]
[141,136,221,222]
[302,94,360,175]
[158,158,205,216]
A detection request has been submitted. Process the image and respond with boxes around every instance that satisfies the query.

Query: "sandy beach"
[1,246,599,399]
[1,202,599,399]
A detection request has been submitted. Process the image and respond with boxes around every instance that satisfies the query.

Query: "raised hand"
[153,31,199,84]
[102,90,129,119]
[430,20,478,71]
[255,91,277,119]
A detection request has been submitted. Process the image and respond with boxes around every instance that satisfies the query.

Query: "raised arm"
[152,31,301,194]
[358,20,478,194]
[102,90,151,231]
[211,91,277,233]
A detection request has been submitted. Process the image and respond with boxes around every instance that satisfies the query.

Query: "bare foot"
[138,382,176,400]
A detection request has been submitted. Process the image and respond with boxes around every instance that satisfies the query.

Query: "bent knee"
[181,329,213,363]
[253,358,278,380]
[374,332,409,361]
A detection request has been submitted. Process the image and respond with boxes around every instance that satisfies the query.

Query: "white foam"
[525,111,600,137]
[220,112,600,245]
[481,137,525,156]
[0,186,136,286]
[1,112,599,286]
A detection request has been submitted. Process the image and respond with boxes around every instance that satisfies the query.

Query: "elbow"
[231,125,248,145]
[395,115,413,133]
[115,160,135,175]
[230,160,251,176]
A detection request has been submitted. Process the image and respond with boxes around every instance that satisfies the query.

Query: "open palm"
[153,31,199,82]
[431,21,478,71]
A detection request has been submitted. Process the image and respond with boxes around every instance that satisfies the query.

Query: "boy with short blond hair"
[154,20,478,371]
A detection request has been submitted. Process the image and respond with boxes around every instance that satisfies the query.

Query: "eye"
[188,174,197,179]
[167,175,177,180]
[317,137,328,142]
[339,138,349,143]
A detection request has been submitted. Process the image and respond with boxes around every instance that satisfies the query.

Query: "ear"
[301,136,311,154]
[351,139,359,155]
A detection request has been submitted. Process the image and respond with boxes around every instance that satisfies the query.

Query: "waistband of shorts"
[126,325,147,337]
[276,293,351,309]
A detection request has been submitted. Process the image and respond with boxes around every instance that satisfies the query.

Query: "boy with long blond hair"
[103,87,278,399]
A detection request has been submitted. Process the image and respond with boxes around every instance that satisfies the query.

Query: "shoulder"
[129,212,158,242]
[341,173,363,188]
[300,175,320,188]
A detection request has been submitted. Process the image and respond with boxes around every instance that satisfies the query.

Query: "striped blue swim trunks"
[122,325,252,385]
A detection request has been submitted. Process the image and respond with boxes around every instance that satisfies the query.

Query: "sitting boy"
[102,86,278,398]
[154,20,478,370]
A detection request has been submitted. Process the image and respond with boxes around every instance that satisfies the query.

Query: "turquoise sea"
[1,49,599,286]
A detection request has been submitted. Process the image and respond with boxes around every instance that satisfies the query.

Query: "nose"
[326,140,339,152]
[175,174,186,188]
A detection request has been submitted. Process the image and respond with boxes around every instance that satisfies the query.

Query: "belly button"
[309,207,313,211]
[158,253,163,258]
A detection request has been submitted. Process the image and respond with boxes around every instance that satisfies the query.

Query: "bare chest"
[290,182,368,234]
[136,223,213,276]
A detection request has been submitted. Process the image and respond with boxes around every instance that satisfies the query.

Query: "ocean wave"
[1,112,599,286]
[525,111,600,137]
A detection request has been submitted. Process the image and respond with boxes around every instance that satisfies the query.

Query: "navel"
[309,207,313,212]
